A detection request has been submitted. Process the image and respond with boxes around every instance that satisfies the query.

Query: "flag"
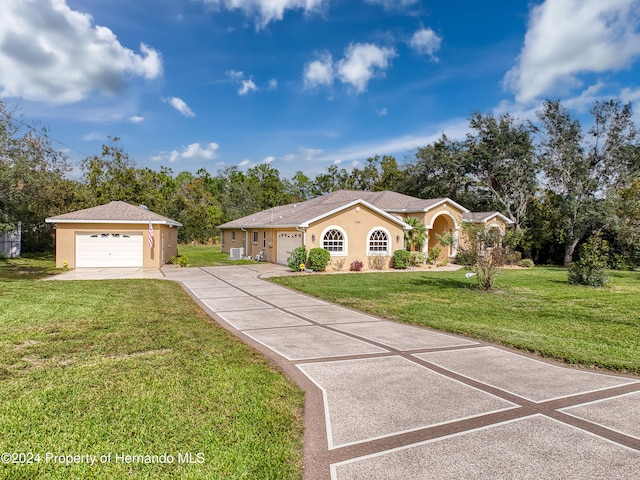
[148,220,154,248]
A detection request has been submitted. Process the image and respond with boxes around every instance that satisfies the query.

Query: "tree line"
[1,99,638,267]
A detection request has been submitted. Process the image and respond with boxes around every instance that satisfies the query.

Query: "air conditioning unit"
[230,247,244,260]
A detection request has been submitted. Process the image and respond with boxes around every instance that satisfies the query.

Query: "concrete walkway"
[53,265,640,479]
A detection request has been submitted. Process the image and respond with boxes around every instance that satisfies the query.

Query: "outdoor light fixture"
[312,234,316,242]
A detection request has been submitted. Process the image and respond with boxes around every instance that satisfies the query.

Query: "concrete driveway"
[50,264,640,479]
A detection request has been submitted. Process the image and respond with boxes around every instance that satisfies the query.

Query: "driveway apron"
[163,265,640,480]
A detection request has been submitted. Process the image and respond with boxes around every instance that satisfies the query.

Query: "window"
[253,231,258,244]
[369,230,389,253]
[221,231,225,246]
[263,231,267,248]
[322,229,345,253]
[231,231,236,241]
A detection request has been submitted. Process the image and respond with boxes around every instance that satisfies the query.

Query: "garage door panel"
[276,231,303,265]
[76,232,143,267]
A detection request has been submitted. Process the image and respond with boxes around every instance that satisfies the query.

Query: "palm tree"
[404,217,427,252]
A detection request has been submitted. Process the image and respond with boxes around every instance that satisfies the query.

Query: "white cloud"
[164,97,195,117]
[152,142,219,163]
[0,0,162,105]
[267,78,278,90]
[239,159,251,167]
[239,79,258,95]
[376,107,388,117]
[262,155,275,164]
[304,44,395,94]
[504,0,640,104]
[200,0,327,29]
[129,115,144,123]
[337,43,396,93]
[303,53,334,89]
[409,28,442,61]
[364,0,419,10]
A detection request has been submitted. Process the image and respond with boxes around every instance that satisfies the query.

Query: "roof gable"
[463,211,514,224]
[45,201,182,226]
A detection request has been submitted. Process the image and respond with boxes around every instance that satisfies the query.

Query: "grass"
[269,267,640,374]
[0,253,59,280]
[173,244,255,268]
[0,257,304,479]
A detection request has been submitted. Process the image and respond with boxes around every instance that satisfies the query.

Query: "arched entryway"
[428,213,456,259]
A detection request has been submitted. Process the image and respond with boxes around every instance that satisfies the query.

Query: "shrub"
[393,250,411,269]
[410,252,426,266]
[568,236,610,287]
[518,259,534,268]
[436,258,449,268]
[171,255,189,267]
[308,248,331,271]
[455,250,478,267]
[368,255,388,270]
[287,246,307,272]
[349,260,364,272]
[331,258,345,271]
[427,247,441,265]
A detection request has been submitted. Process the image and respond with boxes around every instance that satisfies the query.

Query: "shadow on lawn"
[408,275,475,289]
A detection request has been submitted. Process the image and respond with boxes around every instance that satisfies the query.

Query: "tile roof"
[218,190,468,229]
[45,201,182,226]
[463,211,514,224]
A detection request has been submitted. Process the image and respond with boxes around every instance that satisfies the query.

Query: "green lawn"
[0,257,303,479]
[269,267,640,374]
[174,244,255,268]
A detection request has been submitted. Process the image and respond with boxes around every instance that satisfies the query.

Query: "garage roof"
[45,201,182,226]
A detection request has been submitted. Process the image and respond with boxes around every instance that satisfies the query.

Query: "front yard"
[269,267,640,374]
[0,255,303,479]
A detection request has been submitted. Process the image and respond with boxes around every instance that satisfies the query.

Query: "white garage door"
[276,231,303,265]
[76,232,144,267]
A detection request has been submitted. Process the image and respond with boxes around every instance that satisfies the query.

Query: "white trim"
[423,198,470,214]
[301,199,412,230]
[463,212,514,225]
[427,210,461,230]
[366,226,392,256]
[45,219,182,226]
[320,225,348,256]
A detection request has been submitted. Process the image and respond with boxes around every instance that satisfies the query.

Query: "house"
[45,202,182,269]
[218,190,511,270]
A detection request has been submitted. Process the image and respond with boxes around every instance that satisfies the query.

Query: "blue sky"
[1,0,640,179]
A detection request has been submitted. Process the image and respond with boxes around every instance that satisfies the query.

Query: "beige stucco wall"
[401,201,465,258]
[54,223,178,269]
[458,217,510,251]
[305,205,405,271]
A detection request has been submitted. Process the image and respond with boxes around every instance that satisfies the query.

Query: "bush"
[331,258,345,271]
[455,250,478,267]
[518,259,534,268]
[567,236,609,287]
[287,246,307,271]
[308,248,331,271]
[349,260,364,272]
[393,250,411,269]
[170,255,189,267]
[368,255,388,270]
[427,247,441,265]
[410,252,426,266]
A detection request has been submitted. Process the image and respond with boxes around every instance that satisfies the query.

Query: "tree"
[401,134,480,208]
[466,112,537,232]
[0,101,72,250]
[536,99,638,266]
[404,217,427,252]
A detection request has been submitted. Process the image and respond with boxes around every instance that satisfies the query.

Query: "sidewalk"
[162,264,640,480]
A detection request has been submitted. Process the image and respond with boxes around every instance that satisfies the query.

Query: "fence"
[0,222,21,258]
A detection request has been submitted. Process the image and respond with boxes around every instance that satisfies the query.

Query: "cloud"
[376,107,388,117]
[267,78,278,90]
[504,0,640,104]
[129,115,144,123]
[364,0,419,10]
[262,156,275,164]
[408,28,442,61]
[226,70,260,95]
[304,44,395,94]
[152,142,219,163]
[239,159,251,167]
[0,0,162,105]
[337,43,396,93]
[164,97,195,117]
[199,0,327,29]
[239,79,258,95]
[303,53,335,89]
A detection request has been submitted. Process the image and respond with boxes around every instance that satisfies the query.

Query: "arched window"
[322,229,345,253]
[368,229,389,253]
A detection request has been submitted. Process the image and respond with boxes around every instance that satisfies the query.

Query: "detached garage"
[46,202,182,269]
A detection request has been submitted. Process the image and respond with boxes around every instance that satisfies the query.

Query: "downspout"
[296,226,307,247]
[240,228,248,257]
